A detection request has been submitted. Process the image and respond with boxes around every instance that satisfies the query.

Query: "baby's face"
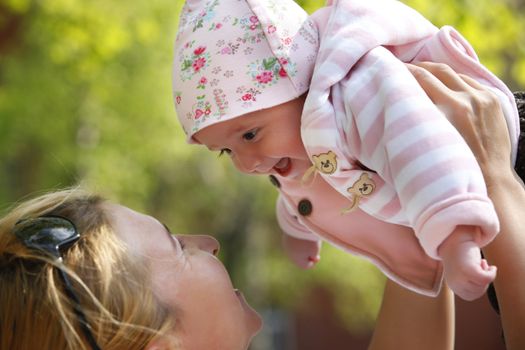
[193,95,311,179]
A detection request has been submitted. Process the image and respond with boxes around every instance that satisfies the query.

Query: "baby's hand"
[439,229,497,301]
[282,234,321,269]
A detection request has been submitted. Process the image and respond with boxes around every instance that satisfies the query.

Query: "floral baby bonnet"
[172,0,319,142]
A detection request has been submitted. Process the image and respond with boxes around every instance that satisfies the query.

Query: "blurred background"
[0,0,524,348]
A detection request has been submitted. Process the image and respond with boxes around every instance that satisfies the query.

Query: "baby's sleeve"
[340,47,500,259]
[276,194,321,243]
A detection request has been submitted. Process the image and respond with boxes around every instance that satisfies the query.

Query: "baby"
[172,0,519,300]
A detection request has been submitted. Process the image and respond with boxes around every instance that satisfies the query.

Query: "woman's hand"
[407,62,513,184]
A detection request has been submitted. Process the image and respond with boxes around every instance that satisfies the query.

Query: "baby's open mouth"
[274,157,291,176]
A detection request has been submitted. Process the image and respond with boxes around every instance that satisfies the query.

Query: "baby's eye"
[219,148,232,157]
[242,129,258,141]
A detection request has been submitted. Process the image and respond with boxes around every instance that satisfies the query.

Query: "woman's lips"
[274,158,291,176]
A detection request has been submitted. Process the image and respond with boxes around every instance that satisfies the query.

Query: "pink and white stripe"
[296,0,517,258]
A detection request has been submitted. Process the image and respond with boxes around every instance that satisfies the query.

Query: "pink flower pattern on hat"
[178,41,213,82]
[248,56,297,88]
[172,0,319,140]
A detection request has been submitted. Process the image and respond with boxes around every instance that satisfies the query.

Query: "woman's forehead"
[105,203,175,257]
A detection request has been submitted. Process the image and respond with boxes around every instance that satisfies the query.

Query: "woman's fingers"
[408,61,512,190]
[457,73,487,91]
[406,63,451,105]
[407,63,471,129]
[408,62,473,93]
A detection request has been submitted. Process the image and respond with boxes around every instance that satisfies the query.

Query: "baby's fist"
[282,234,321,269]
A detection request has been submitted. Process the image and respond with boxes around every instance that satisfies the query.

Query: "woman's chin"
[235,289,263,337]
[245,314,263,349]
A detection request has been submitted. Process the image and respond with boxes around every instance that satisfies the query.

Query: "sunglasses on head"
[13,215,102,350]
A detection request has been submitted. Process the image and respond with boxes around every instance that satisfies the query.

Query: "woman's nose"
[186,235,220,256]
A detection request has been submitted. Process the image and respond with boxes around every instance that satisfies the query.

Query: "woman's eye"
[242,129,258,141]
[164,223,185,250]
[219,148,232,157]
[174,235,185,250]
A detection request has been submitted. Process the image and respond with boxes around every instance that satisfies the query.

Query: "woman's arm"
[482,163,525,350]
[408,61,525,350]
[368,280,455,350]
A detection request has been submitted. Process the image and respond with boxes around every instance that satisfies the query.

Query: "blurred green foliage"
[0,0,524,337]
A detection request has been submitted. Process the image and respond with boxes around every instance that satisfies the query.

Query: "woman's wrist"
[483,165,520,194]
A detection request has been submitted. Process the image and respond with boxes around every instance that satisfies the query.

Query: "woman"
[0,190,262,349]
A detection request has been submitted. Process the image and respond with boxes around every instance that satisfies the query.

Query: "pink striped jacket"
[274,0,519,295]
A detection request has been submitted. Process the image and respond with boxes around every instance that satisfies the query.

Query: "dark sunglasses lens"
[11,216,100,349]
[14,217,79,257]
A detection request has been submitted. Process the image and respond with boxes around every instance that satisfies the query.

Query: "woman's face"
[106,203,262,350]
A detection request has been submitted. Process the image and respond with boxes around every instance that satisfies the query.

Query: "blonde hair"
[0,189,176,349]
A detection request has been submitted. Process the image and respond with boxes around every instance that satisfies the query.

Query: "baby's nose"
[235,155,263,174]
